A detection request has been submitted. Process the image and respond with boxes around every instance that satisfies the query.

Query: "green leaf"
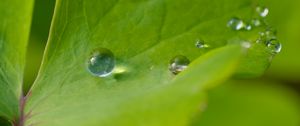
[25,42,241,126]
[234,40,272,78]
[0,0,34,120]
[191,80,300,126]
[24,0,273,125]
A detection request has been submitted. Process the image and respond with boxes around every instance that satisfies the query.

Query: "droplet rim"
[227,17,246,30]
[265,39,282,54]
[169,55,190,75]
[87,48,115,77]
[256,6,269,17]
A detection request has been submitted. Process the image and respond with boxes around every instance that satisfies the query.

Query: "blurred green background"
[23,0,300,125]
[23,0,55,92]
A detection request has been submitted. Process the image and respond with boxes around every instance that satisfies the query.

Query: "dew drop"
[256,37,263,43]
[256,32,267,43]
[245,24,252,31]
[87,48,115,77]
[195,39,209,49]
[251,18,262,27]
[266,39,282,54]
[169,55,190,75]
[256,28,277,43]
[227,17,246,30]
[262,29,276,39]
[264,29,277,38]
[256,6,269,17]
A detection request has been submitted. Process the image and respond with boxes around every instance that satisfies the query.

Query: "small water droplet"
[87,48,115,77]
[256,37,263,43]
[227,17,246,30]
[256,32,267,43]
[245,24,252,31]
[266,39,282,54]
[265,29,277,38]
[195,39,209,48]
[264,29,276,37]
[257,29,277,43]
[259,31,266,37]
[251,18,262,27]
[256,6,269,17]
[169,55,190,75]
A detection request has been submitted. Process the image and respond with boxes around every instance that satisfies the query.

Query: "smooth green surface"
[0,0,34,120]
[192,80,300,126]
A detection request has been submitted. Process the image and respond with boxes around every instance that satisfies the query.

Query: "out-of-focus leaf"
[191,80,300,126]
[261,0,300,82]
[0,0,34,121]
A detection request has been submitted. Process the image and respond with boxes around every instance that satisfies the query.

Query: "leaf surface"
[0,0,33,121]
[191,80,300,126]
[25,0,275,125]
[26,44,241,126]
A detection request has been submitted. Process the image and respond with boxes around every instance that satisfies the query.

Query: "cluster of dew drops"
[227,6,282,54]
[87,5,281,78]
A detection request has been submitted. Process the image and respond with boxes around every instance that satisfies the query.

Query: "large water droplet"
[195,39,209,49]
[227,17,246,30]
[169,55,190,75]
[256,6,269,17]
[87,48,115,77]
[266,39,282,54]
